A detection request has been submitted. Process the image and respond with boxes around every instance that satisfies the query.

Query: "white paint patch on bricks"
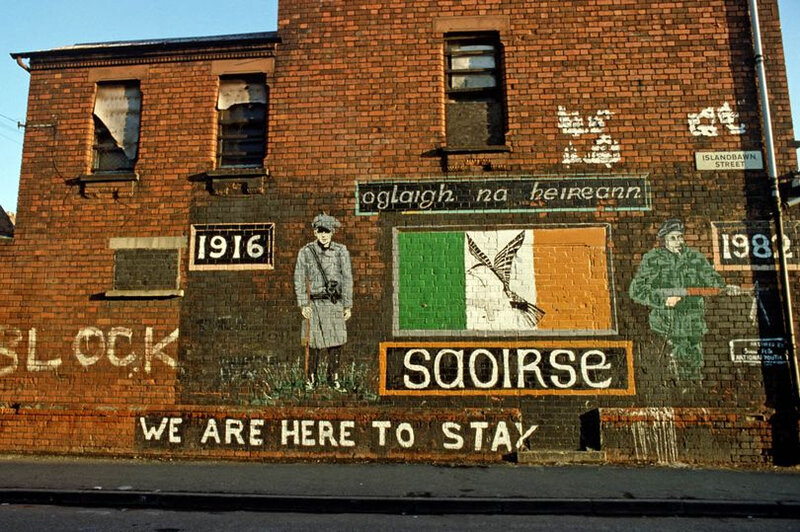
[558,107,621,168]
[630,407,679,464]
[688,102,747,137]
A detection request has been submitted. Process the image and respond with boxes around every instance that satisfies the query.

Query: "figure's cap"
[657,218,684,238]
[312,214,340,231]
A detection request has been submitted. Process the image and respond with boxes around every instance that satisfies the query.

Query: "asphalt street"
[0,456,798,518]
[2,506,799,532]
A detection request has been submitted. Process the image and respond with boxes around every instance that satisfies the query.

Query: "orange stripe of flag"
[533,227,613,331]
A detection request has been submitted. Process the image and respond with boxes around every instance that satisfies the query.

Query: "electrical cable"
[0,112,21,124]
[0,132,22,146]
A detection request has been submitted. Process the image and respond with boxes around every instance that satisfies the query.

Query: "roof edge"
[11,31,280,60]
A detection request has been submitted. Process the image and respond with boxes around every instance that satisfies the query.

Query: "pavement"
[0,456,799,517]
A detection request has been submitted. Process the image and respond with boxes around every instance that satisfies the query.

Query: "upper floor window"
[92,81,141,172]
[217,75,267,168]
[445,33,506,149]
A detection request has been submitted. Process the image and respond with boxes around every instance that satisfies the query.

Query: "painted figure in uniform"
[294,214,353,389]
[629,219,740,380]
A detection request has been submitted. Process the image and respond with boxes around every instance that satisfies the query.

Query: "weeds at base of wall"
[250,360,378,405]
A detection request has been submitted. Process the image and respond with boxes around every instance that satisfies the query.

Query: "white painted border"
[391,223,618,337]
[188,222,275,272]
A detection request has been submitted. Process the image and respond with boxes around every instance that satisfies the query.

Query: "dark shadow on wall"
[177,196,294,407]
[724,0,799,465]
[579,409,601,451]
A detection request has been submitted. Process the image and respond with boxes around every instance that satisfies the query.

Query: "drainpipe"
[748,0,799,402]
[14,56,30,72]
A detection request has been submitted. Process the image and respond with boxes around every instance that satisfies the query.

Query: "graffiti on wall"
[688,102,747,137]
[0,325,178,376]
[380,341,634,396]
[558,106,621,168]
[394,225,617,336]
[136,409,536,455]
[356,176,651,214]
[629,219,742,380]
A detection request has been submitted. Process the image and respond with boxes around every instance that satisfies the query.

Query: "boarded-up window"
[113,249,180,291]
[93,82,141,172]
[445,34,505,148]
[217,75,267,168]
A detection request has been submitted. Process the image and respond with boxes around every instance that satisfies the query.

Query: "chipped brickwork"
[0,0,797,465]
[599,408,778,465]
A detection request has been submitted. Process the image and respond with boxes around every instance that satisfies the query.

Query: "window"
[217,75,267,168]
[105,237,186,299]
[113,249,180,291]
[445,33,506,149]
[92,82,141,172]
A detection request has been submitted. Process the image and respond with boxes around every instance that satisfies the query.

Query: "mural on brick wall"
[3,0,798,466]
[709,220,797,367]
[356,176,651,215]
[710,220,800,272]
[293,214,353,391]
[135,408,536,456]
[380,341,634,396]
[394,225,616,335]
[629,219,743,380]
[189,223,275,271]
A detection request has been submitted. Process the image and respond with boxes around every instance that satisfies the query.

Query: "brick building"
[1,0,798,465]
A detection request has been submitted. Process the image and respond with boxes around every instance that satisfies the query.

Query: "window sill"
[440,146,511,155]
[192,167,270,195]
[205,167,270,179]
[104,289,184,299]
[77,172,139,184]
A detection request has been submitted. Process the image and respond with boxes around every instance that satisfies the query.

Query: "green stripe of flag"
[398,231,466,330]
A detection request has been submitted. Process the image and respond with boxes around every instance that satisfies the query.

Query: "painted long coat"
[293,241,353,349]
[628,246,725,340]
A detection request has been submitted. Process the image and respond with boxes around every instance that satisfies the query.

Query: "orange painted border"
[379,340,635,397]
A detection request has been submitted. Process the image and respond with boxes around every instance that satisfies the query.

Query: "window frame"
[216,74,268,169]
[444,32,508,151]
[91,80,142,174]
[104,237,186,299]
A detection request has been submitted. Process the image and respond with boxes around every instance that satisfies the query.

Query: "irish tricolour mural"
[394,226,616,336]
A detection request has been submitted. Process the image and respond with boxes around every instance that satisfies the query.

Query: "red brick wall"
[0,0,796,464]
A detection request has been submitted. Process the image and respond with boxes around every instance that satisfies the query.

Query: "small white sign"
[695,151,763,171]
[730,338,787,365]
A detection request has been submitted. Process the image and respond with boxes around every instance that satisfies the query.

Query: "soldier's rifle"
[656,282,770,326]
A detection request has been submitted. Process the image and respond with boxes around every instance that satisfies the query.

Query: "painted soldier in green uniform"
[629,219,740,379]
[294,214,353,389]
